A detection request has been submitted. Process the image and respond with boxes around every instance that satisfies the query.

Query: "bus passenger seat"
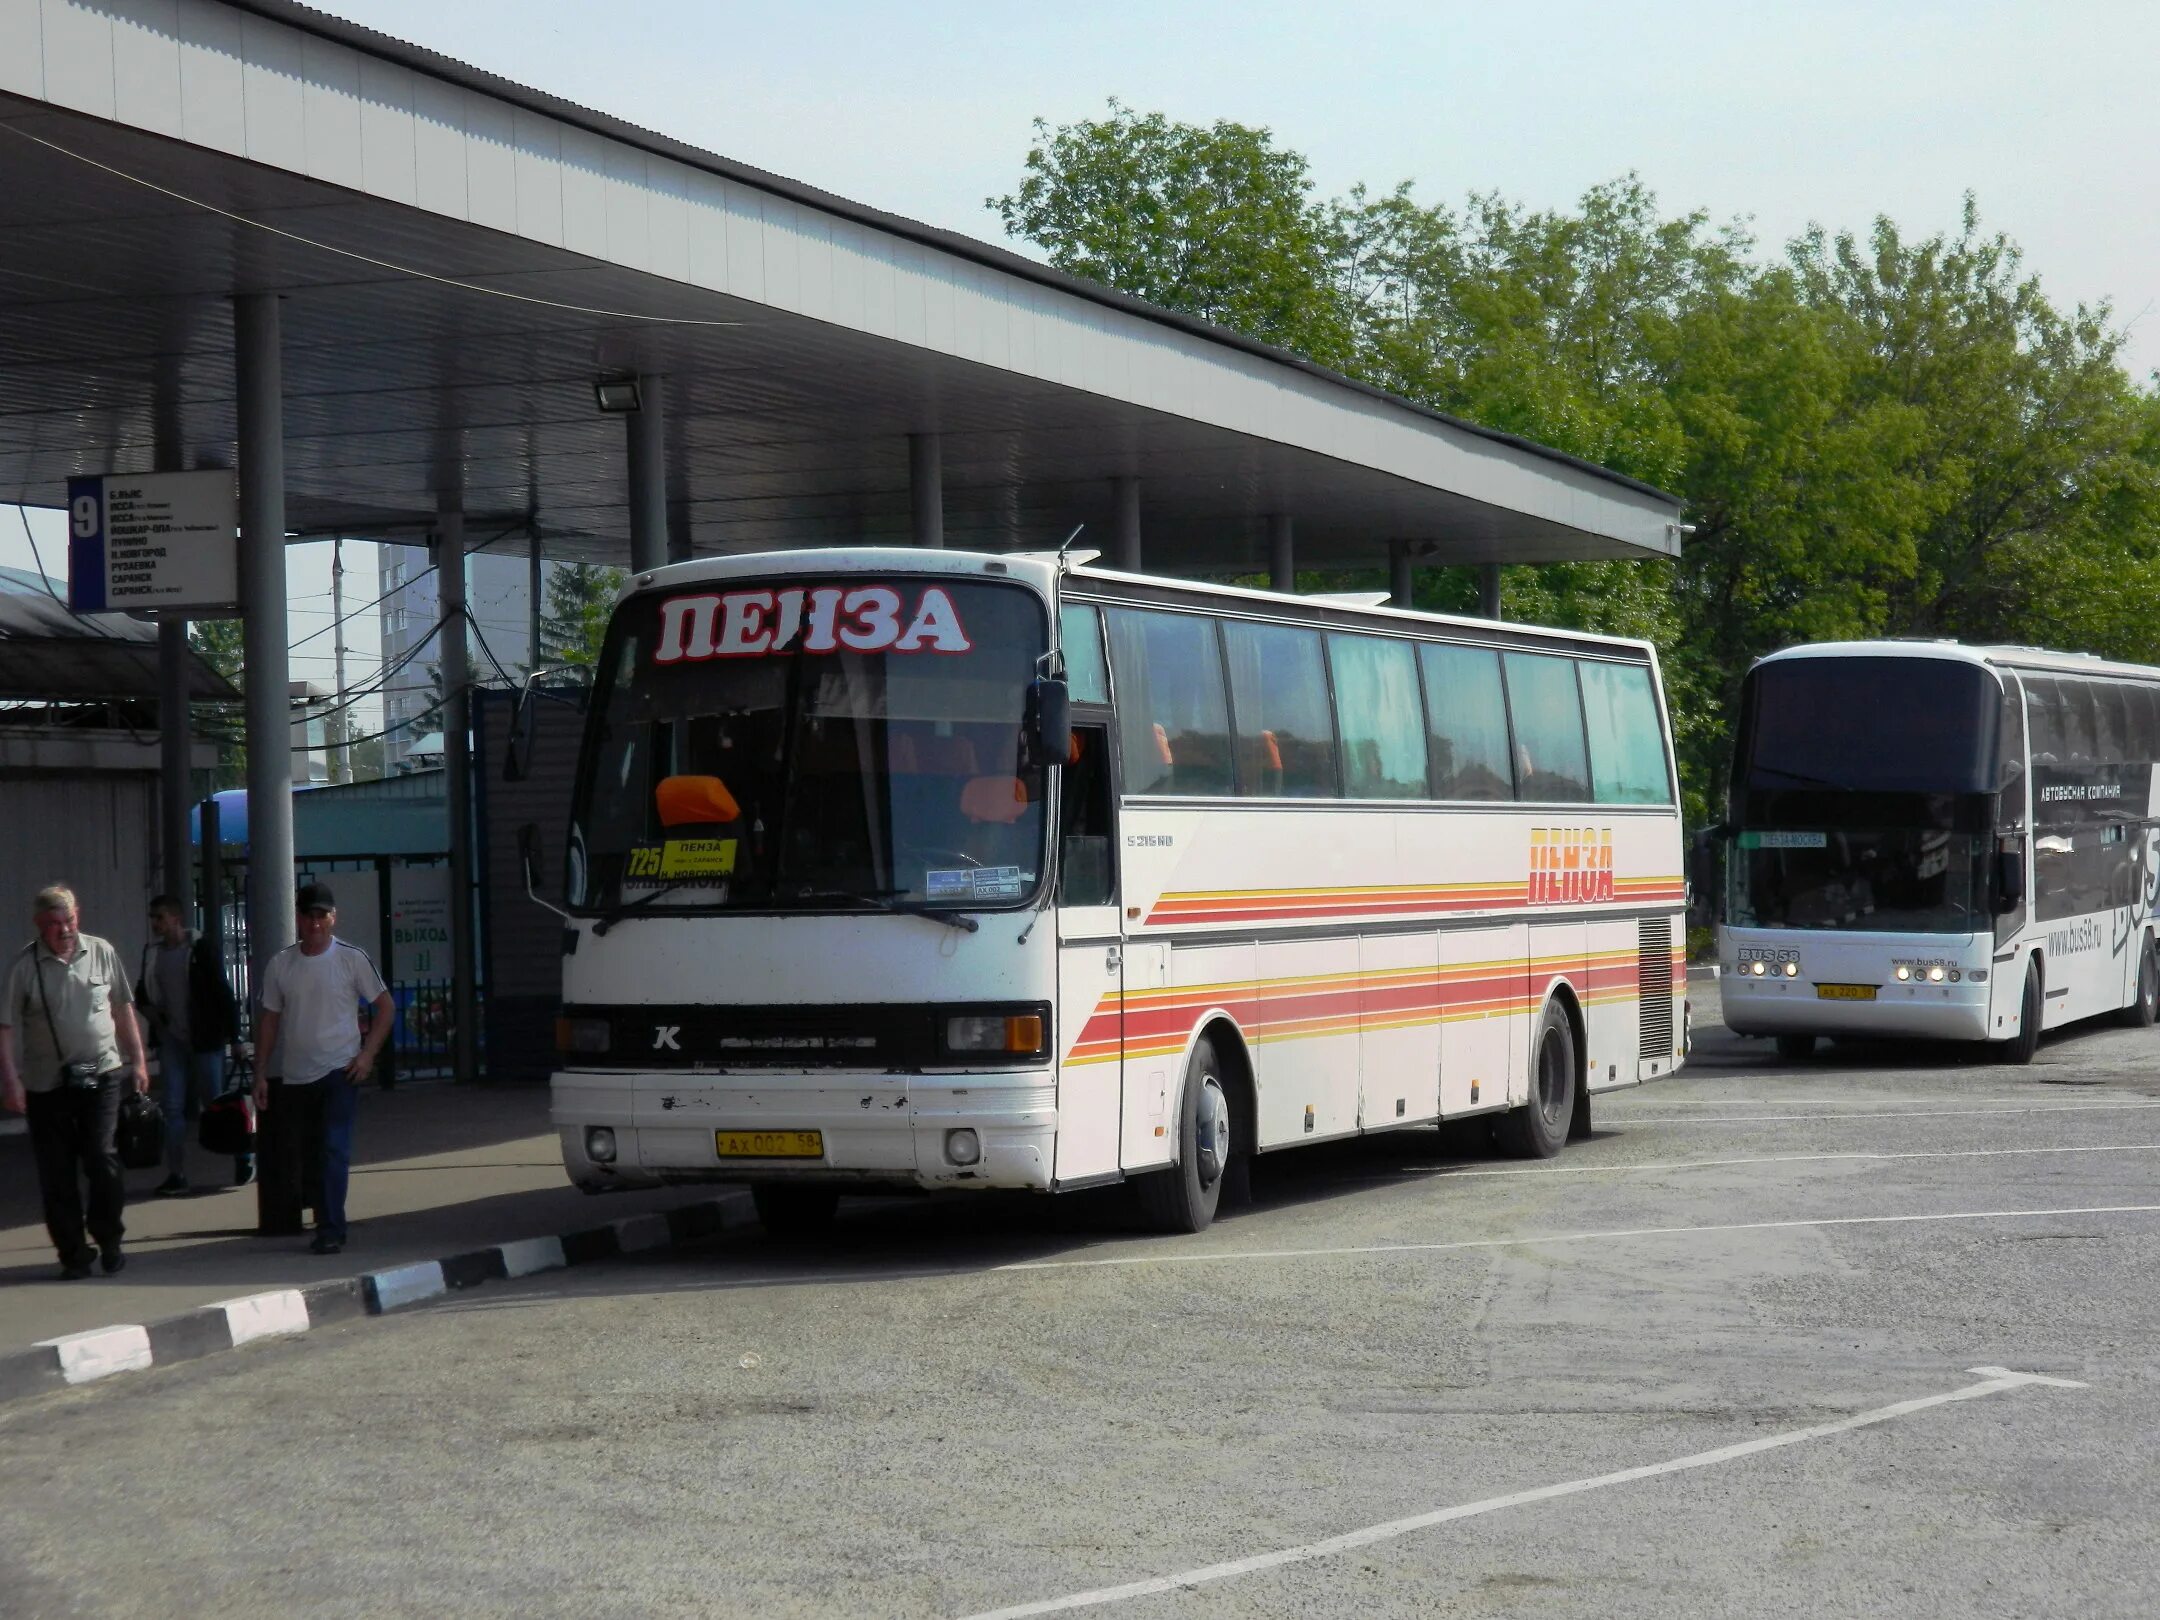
[656,774,740,827]
[960,775,1029,825]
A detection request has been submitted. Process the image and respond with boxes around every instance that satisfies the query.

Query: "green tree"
[990,100,1354,367]
[535,562,624,673]
[993,110,2160,820]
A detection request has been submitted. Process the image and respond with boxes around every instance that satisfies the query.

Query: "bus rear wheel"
[1137,1036,1233,1233]
[1775,1034,1817,1061]
[2000,959,2043,1065]
[1496,1002,1576,1160]
[752,1184,840,1240]
[2115,937,2158,1028]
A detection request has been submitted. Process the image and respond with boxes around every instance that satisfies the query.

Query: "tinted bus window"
[1998,674,2026,833]
[1503,652,1592,803]
[1579,660,1673,805]
[1420,644,1515,801]
[1740,657,1999,794]
[1223,620,1339,797]
[1059,603,1108,704]
[1328,634,1428,799]
[1105,608,1234,796]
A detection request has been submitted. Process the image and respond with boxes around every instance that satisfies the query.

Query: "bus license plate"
[1816,984,1877,1001]
[716,1130,825,1159]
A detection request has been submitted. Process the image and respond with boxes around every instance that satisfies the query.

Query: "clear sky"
[7,0,2156,718]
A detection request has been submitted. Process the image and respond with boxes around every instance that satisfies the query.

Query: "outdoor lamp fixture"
[592,373,642,413]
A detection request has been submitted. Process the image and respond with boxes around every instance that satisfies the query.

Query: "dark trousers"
[25,1076,125,1263]
[261,1075,355,1240]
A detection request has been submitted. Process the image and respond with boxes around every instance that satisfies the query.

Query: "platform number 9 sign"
[71,490,101,539]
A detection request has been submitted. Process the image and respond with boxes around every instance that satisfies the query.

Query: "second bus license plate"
[716,1130,825,1159]
[1815,984,1878,1001]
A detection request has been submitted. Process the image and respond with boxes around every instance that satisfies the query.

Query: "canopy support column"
[158,621,191,900]
[236,292,294,993]
[910,433,944,548]
[627,374,667,573]
[1479,563,1503,620]
[1114,477,1142,571]
[1269,514,1294,593]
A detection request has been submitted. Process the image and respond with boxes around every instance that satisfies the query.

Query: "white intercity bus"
[1711,641,2160,1062]
[519,547,1688,1235]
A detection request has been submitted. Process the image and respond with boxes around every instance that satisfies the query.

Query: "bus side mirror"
[1994,849,2025,913]
[1687,825,1726,927]
[518,822,544,895]
[1026,676,1071,768]
[504,684,536,782]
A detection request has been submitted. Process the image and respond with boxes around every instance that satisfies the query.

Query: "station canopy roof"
[0,0,1685,575]
[0,566,237,703]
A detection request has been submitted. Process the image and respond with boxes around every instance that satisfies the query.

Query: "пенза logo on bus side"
[1528,828,1615,904]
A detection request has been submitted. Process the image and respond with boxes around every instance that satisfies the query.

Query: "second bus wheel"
[752,1184,841,1240]
[2115,937,2158,1028]
[1999,958,2044,1065]
[1137,1035,1234,1234]
[1495,1002,1577,1160]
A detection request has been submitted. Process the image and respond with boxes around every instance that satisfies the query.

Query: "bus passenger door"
[1053,721,1124,1186]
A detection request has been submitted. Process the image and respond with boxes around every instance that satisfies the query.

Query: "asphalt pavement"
[4,986,2159,1619]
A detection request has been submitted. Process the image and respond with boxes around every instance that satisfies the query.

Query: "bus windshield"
[1736,656,2000,795]
[567,577,1050,915]
[1729,827,1987,934]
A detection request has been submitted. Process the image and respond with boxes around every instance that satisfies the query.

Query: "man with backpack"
[137,894,252,1194]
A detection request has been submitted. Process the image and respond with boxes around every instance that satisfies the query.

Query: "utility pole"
[330,535,350,783]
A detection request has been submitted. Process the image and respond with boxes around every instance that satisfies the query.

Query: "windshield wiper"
[592,883,694,936]
[789,887,981,933]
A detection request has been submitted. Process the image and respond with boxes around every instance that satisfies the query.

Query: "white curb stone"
[38,1325,153,1384]
[367,1260,448,1311]
[497,1235,567,1278]
[214,1290,312,1346]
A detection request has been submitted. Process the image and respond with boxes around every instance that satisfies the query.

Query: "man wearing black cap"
[252,882,394,1255]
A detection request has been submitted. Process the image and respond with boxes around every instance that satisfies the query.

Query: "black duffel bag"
[116,1088,165,1170]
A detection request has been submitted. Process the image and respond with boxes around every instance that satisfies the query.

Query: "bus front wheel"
[1137,1036,1232,1234]
[1496,1003,1576,1160]
[2115,937,2158,1029]
[2000,960,2044,1065]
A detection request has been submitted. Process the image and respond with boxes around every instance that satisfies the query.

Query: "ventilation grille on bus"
[1638,917,1675,1060]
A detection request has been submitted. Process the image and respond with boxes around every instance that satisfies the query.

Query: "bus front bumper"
[1721,974,1992,1041]
[550,1069,1058,1193]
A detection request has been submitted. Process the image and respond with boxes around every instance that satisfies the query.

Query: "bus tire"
[752,1184,840,1240]
[1775,1034,1817,1061]
[1137,1036,1232,1233]
[2114,937,2158,1028]
[2000,959,2043,1065]
[1495,1001,1576,1160]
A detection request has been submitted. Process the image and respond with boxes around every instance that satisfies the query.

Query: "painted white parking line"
[999,1203,2160,1274]
[958,1367,2086,1619]
[1407,1141,2160,1182]
[1614,1100,2160,1126]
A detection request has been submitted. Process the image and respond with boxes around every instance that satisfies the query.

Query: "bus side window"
[1420,644,1515,801]
[1058,726,1116,908]
[1223,620,1339,798]
[1503,652,1592,804]
[1105,608,1234,796]
[1580,660,1674,805]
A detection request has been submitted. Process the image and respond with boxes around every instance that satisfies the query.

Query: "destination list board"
[66,470,240,615]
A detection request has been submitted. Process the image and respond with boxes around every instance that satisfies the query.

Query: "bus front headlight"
[941,1008,1049,1059]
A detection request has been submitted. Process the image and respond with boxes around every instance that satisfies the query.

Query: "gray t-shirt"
[4,935,131,1093]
